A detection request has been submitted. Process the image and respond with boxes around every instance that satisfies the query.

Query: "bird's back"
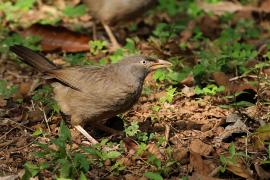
[83,0,156,25]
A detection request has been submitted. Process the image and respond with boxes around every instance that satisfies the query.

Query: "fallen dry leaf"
[20,24,91,52]
[147,143,164,160]
[188,173,223,180]
[253,124,270,150]
[254,164,270,180]
[123,138,138,155]
[198,0,253,15]
[189,139,213,156]
[172,145,189,162]
[181,86,196,97]
[19,82,32,97]
[180,21,196,43]
[259,0,270,11]
[226,157,253,179]
[0,96,7,107]
[212,71,230,90]
[189,151,212,175]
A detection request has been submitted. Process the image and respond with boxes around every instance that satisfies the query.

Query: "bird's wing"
[47,66,104,91]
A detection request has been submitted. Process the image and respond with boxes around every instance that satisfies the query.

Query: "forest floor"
[1,0,270,179]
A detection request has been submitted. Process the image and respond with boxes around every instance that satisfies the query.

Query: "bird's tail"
[9,45,57,73]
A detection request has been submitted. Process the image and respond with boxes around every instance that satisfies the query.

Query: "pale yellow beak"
[149,59,172,71]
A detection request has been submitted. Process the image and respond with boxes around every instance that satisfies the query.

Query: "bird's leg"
[92,23,97,40]
[74,125,98,145]
[102,22,121,51]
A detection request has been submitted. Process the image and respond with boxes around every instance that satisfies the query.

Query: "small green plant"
[124,122,154,142]
[220,143,247,173]
[187,2,203,18]
[159,86,177,104]
[144,148,176,180]
[144,171,163,180]
[83,145,121,162]
[64,53,92,66]
[23,121,90,179]
[262,144,270,164]
[63,4,87,17]
[110,48,125,63]
[32,85,60,113]
[220,143,237,172]
[89,40,108,55]
[124,121,140,136]
[124,38,138,54]
[153,57,190,84]
[0,80,17,99]
[152,23,183,43]
[157,0,184,16]
[195,84,225,96]
[1,33,41,54]
[0,0,36,22]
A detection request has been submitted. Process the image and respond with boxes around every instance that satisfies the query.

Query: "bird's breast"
[112,81,143,112]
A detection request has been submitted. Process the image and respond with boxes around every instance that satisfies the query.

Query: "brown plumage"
[10,45,171,144]
[83,0,157,50]
[83,0,156,26]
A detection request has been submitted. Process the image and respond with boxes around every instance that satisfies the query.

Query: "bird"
[10,45,171,144]
[83,0,156,50]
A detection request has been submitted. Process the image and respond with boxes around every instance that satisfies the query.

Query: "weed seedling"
[23,121,90,179]
[220,143,248,173]
[0,80,17,99]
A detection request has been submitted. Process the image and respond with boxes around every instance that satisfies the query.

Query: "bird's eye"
[141,60,146,64]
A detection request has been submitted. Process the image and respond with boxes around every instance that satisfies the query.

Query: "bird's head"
[118,55,172,80]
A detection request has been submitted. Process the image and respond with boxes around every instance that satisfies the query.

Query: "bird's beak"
[149,59,172,71]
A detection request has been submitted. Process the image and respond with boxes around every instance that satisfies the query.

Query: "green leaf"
[57,178,72,180]
[105,151,121,159]
[148,155,161,168]
[89,40,107,55]
[79,172,87,180]
[256,124,270,133]
[59,121,71,142]
[58,159,71,178]
[0,80,17,99]
[110,48,124,63]
[32,128,43,136]
[153,69,167,81]
[232,101,254,107]
[74,153,90,172]
[220,155,227,164]
[124,122,140,136]
[15,0,36,11]
[23,162,40,177]
[63,5,87,17]
[144,172,163,180]
[124,38,138,53]
[229,143,236,156]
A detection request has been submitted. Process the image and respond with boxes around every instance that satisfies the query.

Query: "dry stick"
[40,107,51,133]
[209,166,222,177]
[163,123,170,147]
[0,127,16,141]
[5,118,34,132]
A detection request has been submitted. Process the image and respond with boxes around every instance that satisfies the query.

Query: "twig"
[40,107,51,133]
[0,127,16,141]
[209,166,222,177]
[163,123,170,147]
